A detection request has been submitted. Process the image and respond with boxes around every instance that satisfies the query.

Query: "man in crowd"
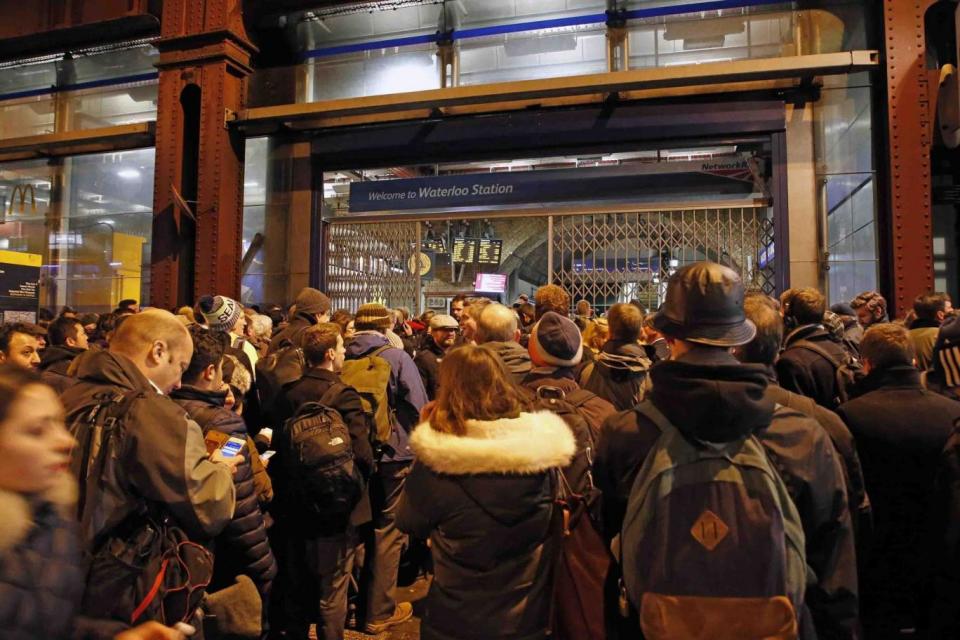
[923,315,960,401]
[414,314,460,399]
[61,309,238,549]
[581,303,652,411]
[574,299,593,332]
[836,323,960,638]
[270,287,332,353]
[851,290,889,329]
[39,315,89,393]
[0,322,41,370]
[449,293,468,325]
[534,284,571,319]
[910,292,953,371]
[171,326,277,611]
[641,312,670,363]
[280,323,375,640]
[475,303,532,384]
[116,298,139,314]
[199,294,260,374]
[777,287,853,409]
[345,303,427,634]
[459,297,491,345]
[739,295,872,545]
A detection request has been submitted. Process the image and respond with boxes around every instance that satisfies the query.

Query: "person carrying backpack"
[343,303,427,634]
[778,287,861,410]
[275,322,375,640]
[580,303,652,411]
[594,261,813,640]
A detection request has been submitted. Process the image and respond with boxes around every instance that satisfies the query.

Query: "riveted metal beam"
[885,0,938,315]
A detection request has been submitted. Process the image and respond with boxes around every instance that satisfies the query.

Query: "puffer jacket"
[0,478,123,640]
[484,340,533,384]
[60,350,235,549]
[396,411,575,640]
[171,385,277,601]
[581,340,652,411]
[39,345,84,394]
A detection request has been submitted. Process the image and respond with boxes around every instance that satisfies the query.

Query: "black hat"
[653,261,756,347]
[529,312,583,367]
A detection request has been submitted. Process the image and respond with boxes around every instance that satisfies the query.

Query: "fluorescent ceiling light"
[117,169,141,180]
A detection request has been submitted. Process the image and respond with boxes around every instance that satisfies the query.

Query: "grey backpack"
[620,400,807,640]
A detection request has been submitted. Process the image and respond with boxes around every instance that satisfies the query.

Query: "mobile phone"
[261,450,276,462]
[219,436,246,458]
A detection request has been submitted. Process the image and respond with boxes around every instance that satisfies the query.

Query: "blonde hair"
[430,345,528,436]
[583,319,609,353]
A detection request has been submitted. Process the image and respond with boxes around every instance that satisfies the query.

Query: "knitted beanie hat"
[198,295,242,332]
[529,311,583,368]
[294,287,332,317]
[355,303,393,332]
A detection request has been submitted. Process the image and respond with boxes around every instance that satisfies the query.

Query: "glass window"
[0,147,155,314]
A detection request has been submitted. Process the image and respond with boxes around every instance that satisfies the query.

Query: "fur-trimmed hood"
[0,475,76,553]
[410,411,575,476]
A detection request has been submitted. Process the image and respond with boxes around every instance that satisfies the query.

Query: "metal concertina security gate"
[325,205,774,314]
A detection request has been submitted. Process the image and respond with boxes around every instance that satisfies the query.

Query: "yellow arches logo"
[7,184,36,216]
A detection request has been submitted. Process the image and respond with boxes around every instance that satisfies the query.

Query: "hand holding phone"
[210,436,245,474]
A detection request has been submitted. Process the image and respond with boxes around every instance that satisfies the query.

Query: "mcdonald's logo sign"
[8,184,36,216]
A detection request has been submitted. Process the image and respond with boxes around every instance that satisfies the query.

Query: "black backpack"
[256,334,307,417]
[68,391,214,628]
[531,385,598,499]
[283,383,363,521]
[791,339,866,406]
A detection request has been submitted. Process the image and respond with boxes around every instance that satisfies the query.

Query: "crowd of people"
[1,269,960,639]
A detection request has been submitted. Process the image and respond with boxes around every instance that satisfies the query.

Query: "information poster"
[0,250,41,322]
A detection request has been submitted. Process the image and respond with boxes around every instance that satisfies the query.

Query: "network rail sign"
[348,158,763,213]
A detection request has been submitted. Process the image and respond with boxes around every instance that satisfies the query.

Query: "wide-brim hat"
[653,261,756,347]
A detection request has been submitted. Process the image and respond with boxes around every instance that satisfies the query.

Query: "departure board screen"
[452,238,477,264]
[477,239,502,265]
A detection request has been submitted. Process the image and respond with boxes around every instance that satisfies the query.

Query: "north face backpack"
[340,345,395,447]
[68,391,214,628]
[256,336,307,418]
[532,385,598,498]
[790,339,865,406]
[621,400,807,640]
[283,384,363,521]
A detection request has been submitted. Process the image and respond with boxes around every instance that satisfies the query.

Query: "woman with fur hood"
[0,366,185,640]
[396,345,575,640]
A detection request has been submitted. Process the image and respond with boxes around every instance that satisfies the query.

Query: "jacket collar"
[858,364,922,394]
[39,344,84,369]
[74,350,154,394]
[170,384,228,407]
[784,323,829,347]
[422,335,447,357]
[910,318,941,330]
[410,411,575,475]
[303,366,339,383]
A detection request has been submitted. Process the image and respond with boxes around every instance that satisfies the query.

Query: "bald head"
[477,303,520,344]
[110,309,193,394]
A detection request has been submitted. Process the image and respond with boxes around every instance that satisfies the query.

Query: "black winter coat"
[521,367,616,437]
[777,324,852,410]
[396,411,575,640]
[837,365,960,634]
[414,335,446,401]
[268,313,316,354]
[38,345,84,394]
[171,385,277,600]
[280,367,375,533]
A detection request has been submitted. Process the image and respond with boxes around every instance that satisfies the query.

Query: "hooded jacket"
[267,312,316,354]
[777,324,853,409]
[581,340,652,411]
[60,350,235,549]
[521,367,616,437]
[345,331,428,463]
[39,345,84,394]
[396,411,575,640]
[483,340,533,384]
[171,385,277,600]
[837,365,960,634]
[909,318,940,371]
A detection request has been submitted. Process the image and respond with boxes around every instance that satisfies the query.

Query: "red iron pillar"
[884,0,938,315]
[150,0,255,309]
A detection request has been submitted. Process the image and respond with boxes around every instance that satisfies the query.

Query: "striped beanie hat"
[934,315,960,387]
[355,303,393,332]
[198,295,242,333]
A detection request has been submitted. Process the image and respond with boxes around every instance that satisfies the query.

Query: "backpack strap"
[370,345,393,359]
[632,399,675,435]
[318,382,348,408]
[790,339,843,369]
[564,388,598,410]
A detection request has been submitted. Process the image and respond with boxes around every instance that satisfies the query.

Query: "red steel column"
[150,0,255,308]
[884,0,937,315]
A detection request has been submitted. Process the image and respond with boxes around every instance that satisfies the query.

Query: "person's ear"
[148,340,166,365]
[203,363,216,382]
[326,347,336,362]
[513,328,521,343]
[66,336,77,348]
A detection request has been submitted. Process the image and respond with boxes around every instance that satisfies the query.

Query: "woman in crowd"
[0,365,184,639]
[396,345,575,640]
